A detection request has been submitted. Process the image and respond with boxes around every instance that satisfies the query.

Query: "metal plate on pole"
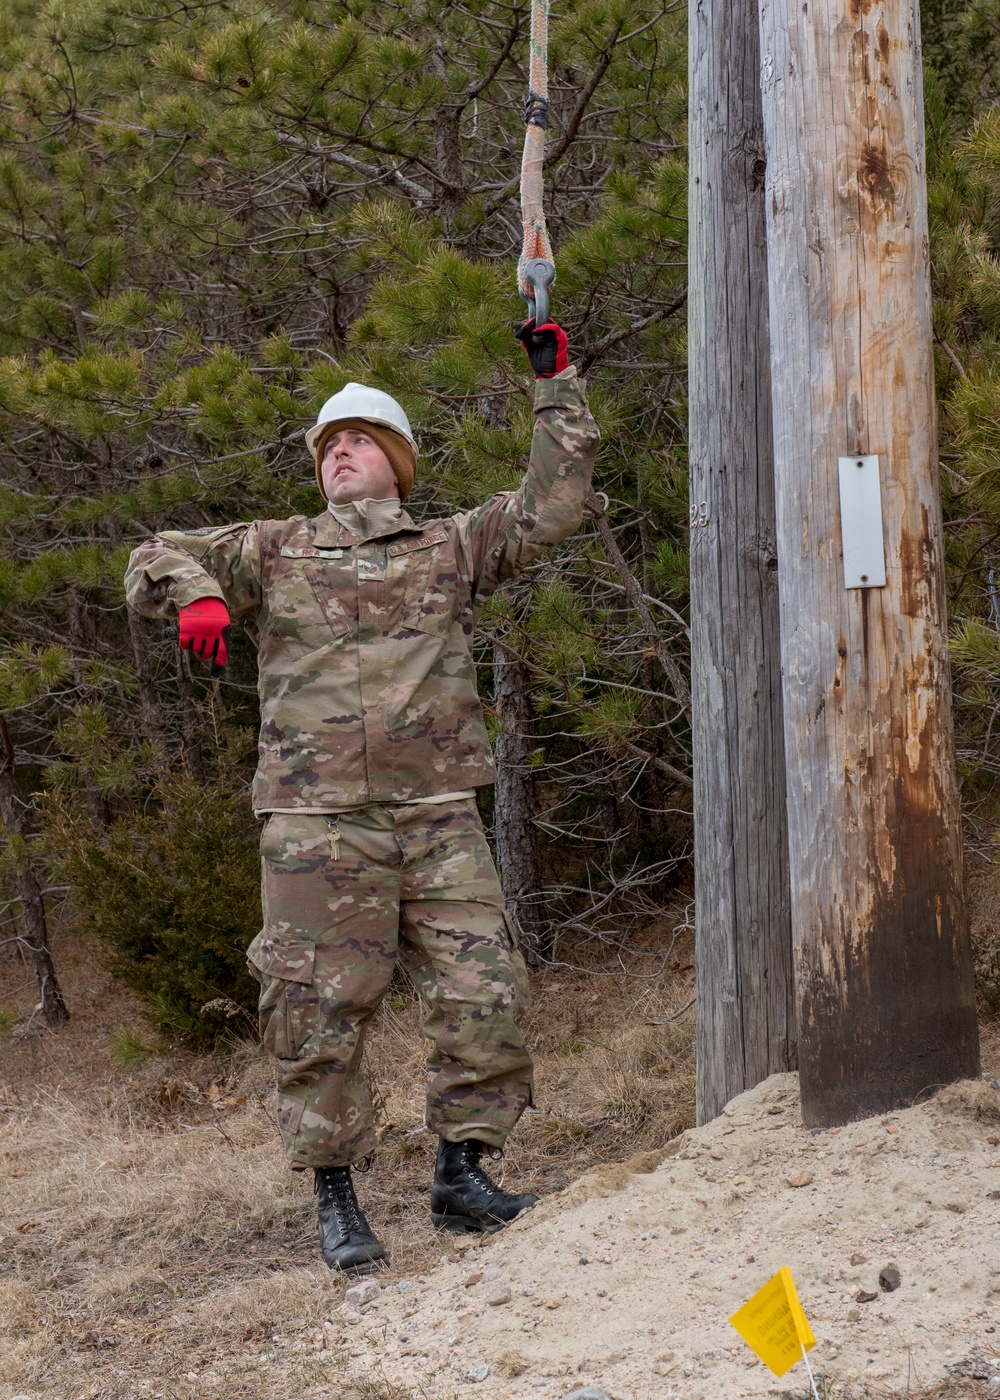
[837,455,886,589]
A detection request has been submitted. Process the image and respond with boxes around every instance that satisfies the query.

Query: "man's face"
[321,428,400,504]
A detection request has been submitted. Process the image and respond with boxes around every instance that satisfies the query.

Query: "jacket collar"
[308,507,422,548]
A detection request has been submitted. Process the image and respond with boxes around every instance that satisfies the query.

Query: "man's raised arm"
[456,323,601,605]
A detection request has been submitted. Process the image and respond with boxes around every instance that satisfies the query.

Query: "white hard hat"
[304,382,416,458]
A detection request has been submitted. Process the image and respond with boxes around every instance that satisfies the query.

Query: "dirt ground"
[331,1072,1000,1400]
[2,875,1000,1400]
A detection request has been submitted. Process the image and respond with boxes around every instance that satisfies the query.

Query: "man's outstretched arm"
[124,522,264,668]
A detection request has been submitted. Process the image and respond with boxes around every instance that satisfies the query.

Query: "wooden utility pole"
[689,0,796,1123]
[758,0,979,1124]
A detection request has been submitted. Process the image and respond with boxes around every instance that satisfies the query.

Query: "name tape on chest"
[279,546,344,559]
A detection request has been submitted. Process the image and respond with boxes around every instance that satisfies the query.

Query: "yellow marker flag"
[729,1267,816,1378]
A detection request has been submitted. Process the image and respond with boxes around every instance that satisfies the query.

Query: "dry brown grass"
[839,1386,997,1399]
[0,918,696,1398]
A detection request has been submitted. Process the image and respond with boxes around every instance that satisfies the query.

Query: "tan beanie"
[312,419,417,502]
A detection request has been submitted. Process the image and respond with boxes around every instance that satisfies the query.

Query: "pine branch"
[274,133,434,204]
[68,110,436,204]
[622,738,693,788]
[587,491,692,716]
[543,23,624,171]
[579,290,688,372]
[466,15,522,100]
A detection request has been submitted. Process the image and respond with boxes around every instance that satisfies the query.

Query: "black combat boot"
[431,1138,538,1234]
[314,1165,387,1275]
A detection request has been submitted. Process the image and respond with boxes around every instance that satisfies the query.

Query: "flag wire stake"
[801,1339,821,1400]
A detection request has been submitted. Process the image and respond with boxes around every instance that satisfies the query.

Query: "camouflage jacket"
[125,369,599,811]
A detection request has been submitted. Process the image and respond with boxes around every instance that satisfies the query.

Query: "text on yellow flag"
[729,1267,816,1378]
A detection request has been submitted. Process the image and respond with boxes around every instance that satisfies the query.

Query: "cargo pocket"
[266,548,352,648]
[500,910,535,1105]
[300,558,353,640]
[502,910,531,1013]
[247,931,317,1061]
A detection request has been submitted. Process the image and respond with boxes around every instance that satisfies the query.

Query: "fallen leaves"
[206,1082,248,1111]
[157,1077,247,1114]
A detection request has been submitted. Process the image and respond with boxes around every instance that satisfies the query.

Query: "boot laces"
[315,1168,363,1233]
[461,1142,503,1198]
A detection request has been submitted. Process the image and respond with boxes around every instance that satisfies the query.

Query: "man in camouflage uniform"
[125,320,600,1274]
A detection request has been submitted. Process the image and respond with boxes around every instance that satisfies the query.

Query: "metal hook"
[521,258,556,336]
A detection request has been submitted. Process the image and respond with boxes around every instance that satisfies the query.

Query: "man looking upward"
[125,321,600,1275]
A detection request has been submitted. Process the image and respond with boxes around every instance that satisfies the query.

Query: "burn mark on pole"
[859,142,897,214]
[876,20,891,63]
[834,639,847,695]
[898,504,938,619]
[798,682,978,1127]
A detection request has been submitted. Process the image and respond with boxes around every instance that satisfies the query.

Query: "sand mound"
[327,1073,1000,1398]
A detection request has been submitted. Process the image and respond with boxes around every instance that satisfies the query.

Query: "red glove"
[178,598,231,672]
[515,319,570,377]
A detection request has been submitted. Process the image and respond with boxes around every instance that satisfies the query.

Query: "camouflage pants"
[247,798,533,1170]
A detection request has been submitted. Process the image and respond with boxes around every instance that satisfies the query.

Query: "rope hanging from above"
[518,0,555,326]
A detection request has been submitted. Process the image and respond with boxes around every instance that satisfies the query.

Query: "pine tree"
[921,4,1000,801]
[0,0,692,1026]
[3,0,998,1034]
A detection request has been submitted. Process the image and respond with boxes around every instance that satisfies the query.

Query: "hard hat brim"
[305,414,417,460]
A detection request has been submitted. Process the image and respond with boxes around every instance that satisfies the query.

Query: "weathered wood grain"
[758,0,979,1124]
[689,0,796,1124]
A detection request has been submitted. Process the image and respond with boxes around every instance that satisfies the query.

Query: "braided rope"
[518,0,553,304]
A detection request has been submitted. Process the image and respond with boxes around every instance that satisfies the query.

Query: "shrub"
[109,1027,156,1067]
[45,772,261,1045]
[974,937,1000,1022]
